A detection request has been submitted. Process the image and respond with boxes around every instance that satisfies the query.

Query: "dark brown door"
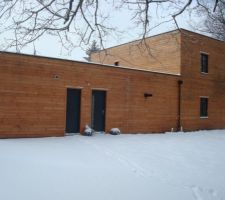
[66,88,81,133]
[92,90,106,132]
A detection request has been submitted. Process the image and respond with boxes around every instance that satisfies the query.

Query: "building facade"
[0,29,224,138]
[92,29,225,132]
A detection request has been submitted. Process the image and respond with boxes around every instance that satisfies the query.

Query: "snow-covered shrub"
[83,125,94,136]
[109,128,121,135]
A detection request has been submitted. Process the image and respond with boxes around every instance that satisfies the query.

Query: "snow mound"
[83,125,94,136]
[109,128,121,135]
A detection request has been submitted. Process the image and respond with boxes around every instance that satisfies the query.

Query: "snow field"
[0,130,225,200]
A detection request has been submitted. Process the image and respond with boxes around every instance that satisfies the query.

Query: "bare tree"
[0,0,222,52]
[202,0,225,41]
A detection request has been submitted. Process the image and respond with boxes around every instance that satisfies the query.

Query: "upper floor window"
[200,97,208,118]
[201,53,208,73]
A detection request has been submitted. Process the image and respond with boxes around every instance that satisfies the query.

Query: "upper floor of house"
[91,29,225,81]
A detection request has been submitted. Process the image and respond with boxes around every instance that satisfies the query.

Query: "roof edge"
[92,29,181,53]
[92,28,225,54]
[0,51,180,77]
[180,28,225,43]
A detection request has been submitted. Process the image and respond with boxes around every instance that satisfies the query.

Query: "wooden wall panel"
[180,30,225,131]
[0,52,179,138]
[1,30,224,138]
[91,31,181,75]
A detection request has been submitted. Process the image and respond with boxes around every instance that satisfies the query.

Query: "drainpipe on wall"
[177,80,183,131]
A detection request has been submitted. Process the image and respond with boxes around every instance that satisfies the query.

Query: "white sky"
[0,2,202,61]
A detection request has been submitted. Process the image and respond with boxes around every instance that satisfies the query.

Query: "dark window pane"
[200,98,208,117]
[201,53,208,73]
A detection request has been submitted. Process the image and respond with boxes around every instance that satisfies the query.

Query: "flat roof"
[1,28,222,77]
[0,51,180,77]
[92,28,225,53]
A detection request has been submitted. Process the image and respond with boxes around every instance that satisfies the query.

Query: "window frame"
[200,52,209,74]
[200,96,209,118]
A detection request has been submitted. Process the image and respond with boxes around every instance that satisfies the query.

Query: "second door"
[91,90,106,132]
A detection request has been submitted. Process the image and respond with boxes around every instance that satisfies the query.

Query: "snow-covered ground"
[1,130,225,200]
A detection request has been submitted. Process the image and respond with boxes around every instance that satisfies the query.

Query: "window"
[200,97,208,118]
[201,53,208,73]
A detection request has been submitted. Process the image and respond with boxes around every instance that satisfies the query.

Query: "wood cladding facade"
[0,29,224,138]
[0,53,179,138]
[91,29,225,132]
[91,30,181,75]
[180,30,225,131]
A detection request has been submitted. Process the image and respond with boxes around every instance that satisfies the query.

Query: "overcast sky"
[1,2,201,62]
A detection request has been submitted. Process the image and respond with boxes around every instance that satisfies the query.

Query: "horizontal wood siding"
[180,30,225,131]
[91,31,181,75]
[0,53,179,138]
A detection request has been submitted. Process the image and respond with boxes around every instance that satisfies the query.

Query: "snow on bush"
[109,128,121,135]
[83,125,94,136]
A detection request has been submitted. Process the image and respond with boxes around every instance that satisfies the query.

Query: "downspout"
[177,80,183,131]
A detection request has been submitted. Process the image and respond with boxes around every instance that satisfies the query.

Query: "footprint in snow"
[191,185,220,200]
